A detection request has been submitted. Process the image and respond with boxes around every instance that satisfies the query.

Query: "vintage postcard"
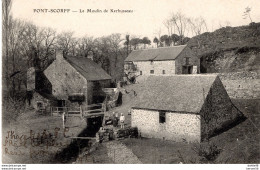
[1,0,260,168]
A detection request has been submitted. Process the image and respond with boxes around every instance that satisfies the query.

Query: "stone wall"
[31,92,58,112]
[175,46,200,74]
[218,72,260,99]
[131,108,201,142]
[44,55,89,107]
[44,56,88,100]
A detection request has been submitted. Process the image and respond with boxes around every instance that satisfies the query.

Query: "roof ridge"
[148,74,218,77]
[132,45,187,51]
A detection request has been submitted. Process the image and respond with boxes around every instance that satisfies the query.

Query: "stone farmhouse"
[124,45,200,80]
[131,75,244,142]
[27,51,112,112]
[44,51,112,108]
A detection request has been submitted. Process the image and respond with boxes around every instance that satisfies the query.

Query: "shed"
[131,75,244,142]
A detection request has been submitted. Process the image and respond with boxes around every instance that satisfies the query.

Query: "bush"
[2,96,26,123]
[193,142,222,162]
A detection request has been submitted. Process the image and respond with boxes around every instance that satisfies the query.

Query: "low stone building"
[44,51,112,108]
[30,91,58,113]
[131,75,244,142]
[26,67,56,112]
[124,45,200,80]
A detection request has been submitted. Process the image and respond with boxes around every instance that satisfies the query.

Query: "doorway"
[57,100,66,107]
[182,66,193,74]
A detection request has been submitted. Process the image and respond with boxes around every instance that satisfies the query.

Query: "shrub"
[2,96,26,123]
[193,142,222,162]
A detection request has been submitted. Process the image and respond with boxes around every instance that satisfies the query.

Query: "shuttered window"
[159,111,166,123]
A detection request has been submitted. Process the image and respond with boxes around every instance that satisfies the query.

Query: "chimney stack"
[55,49,64,61]
[87,51,94,60]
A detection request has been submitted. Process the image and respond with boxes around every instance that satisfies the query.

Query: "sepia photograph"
[1,0,260,168]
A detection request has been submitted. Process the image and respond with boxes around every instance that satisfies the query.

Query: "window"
[133,64,137,71]
[159,111,166,123]
[37,102,43,109]
[162,70,165,74]
[150,70,154,74]
[140,71,142,75]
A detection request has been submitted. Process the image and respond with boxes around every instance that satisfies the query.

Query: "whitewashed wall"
[133,60,175,76]
[131,109,201,142]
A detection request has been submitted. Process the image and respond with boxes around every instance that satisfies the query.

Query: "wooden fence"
[83,103,105,118]
[51,103,105,118]
[51,106,82,117]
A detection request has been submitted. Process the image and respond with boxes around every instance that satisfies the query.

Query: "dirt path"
[104,140,142,164]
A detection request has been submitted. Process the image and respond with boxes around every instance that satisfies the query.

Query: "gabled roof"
[36,91,57,101]
[125,45,187,62]
[65,56,111,81]
[132,75,219,113]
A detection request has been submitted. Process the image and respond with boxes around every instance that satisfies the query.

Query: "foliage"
[192,142,222,162]
[2,95,26,123]
[2,12,130,99]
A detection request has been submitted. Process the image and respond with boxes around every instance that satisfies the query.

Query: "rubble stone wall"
[131,108,201,142]
[218,72,260,99]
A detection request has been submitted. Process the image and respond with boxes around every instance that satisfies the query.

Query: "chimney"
[27,67,36,91]
[55,49,64,62]
[87,51,94,60]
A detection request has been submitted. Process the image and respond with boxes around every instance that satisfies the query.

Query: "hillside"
[188,22,260,73]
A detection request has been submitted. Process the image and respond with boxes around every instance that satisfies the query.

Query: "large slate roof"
[125,45,187,62]
[132,75,219,113]
[65,56,111,81]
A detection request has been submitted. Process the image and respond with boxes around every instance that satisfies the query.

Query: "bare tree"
[78,36,95,57]
[153,28,162,45]
[188,17,208,36]
[170,12,189,44]
[8,18,25,95]
[20,22,46,68]
[57,31,74,56]
[243,7,253,23]
[40,27,57,69]
[2,0,13,88]
[163,19,173,36]
[107,33,123,68]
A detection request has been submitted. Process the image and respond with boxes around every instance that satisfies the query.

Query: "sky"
[10,0,260,39]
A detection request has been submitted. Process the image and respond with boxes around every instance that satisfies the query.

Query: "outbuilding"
[131,75,244,142]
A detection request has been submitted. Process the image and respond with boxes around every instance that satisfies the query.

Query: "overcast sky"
[11,0,260,39]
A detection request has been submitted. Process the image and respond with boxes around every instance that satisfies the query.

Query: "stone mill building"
[131,75,244,142]
[43,51,112,108]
